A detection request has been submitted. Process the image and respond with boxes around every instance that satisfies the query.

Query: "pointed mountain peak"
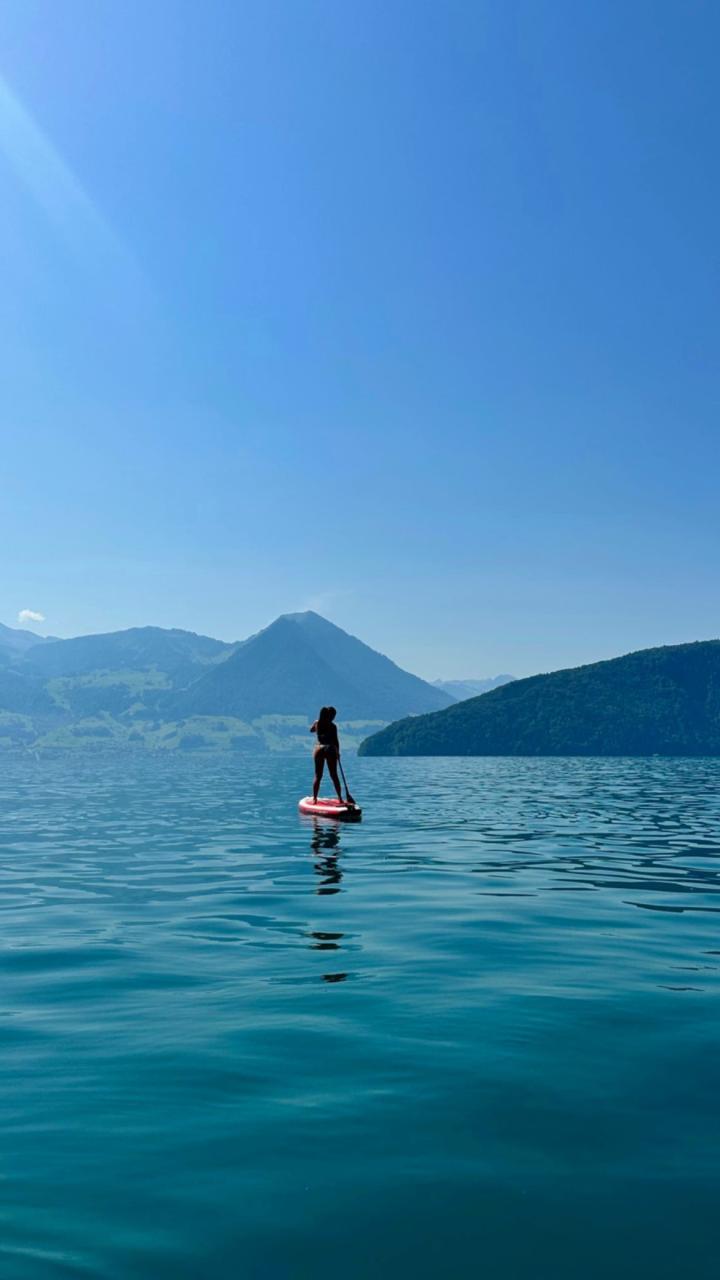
[277,610,336,628]
[170,611,453,721]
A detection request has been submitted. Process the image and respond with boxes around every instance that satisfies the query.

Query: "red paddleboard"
[298,796,362,821]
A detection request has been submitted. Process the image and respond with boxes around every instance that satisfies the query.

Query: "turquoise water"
[1,754,718,1279]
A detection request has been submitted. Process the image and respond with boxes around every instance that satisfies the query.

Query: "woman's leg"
[326,751,344,802]
[313,747,325,802]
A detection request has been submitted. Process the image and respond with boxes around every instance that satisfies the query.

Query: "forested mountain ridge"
[21,626,233,678]
[168,612,452,722]
[359,641,720,757]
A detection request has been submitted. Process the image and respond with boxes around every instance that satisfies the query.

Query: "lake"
[0,753,718,1278]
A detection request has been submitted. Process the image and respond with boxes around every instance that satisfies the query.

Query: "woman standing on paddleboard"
[310,706,344,804]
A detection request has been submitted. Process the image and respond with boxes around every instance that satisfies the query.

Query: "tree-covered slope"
[359,641,720,757]
[169,612,452,721]
[23,626,232,679]
[0,669,59,716]
[167,617,364,720]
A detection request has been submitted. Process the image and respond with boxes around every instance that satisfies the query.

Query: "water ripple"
[0,753,718,1278]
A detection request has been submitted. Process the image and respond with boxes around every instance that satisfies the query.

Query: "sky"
[1,0,719,680]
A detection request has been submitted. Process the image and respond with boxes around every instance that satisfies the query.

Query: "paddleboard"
[298,796,362,821]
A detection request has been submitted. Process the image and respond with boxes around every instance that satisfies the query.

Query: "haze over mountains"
[432,676,515,700]
[0,612,452,752]
[360,641,720,758]
[3,618,717,757]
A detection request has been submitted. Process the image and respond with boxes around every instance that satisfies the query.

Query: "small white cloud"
[18,609,45,625]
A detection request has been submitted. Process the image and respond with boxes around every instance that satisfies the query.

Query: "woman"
[310,706,344,804]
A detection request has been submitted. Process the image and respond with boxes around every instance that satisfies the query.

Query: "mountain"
[168,612,453,721]
[23,626,232,680]
[432,675,515,701]
[0,612,451,752]
[0,622,53,660]
[0,668,58,715]
[359,641,720,757]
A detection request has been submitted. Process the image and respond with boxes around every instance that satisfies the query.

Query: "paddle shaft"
[338,757,355,805]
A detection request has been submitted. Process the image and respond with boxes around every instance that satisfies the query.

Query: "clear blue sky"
[1,0,718,679]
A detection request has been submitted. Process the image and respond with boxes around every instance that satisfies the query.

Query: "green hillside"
[359,641,720,757]
[0,613,445,752]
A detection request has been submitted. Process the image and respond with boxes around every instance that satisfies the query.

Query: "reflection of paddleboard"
[298,796,362,821]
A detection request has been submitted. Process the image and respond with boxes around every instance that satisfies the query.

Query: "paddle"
[338,757,356,807]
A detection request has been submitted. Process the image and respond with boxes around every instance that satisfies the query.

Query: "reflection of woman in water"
[310,705,344,804]
[310,820,343,894]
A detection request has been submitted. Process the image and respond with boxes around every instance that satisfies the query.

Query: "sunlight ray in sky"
[0,72,144,288]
